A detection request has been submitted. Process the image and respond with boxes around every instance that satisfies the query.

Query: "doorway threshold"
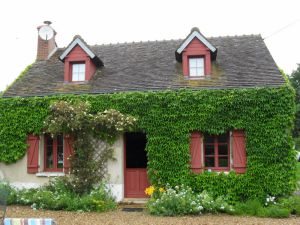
[122,198,148,204]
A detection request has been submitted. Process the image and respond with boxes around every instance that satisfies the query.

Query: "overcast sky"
[0,0,299,91]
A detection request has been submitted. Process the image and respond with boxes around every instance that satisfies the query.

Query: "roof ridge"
[86,34,262,48]
[59,34,262,49]
[88,39,183,48]
[208,34,261,39]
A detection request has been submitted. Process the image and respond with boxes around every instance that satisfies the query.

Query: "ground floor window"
[44,134,64,171]
[204,133,229,171]
[190,130,246,173]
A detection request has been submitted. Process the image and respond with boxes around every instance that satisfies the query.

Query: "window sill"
[185,75,211,80]
[36,172,65,177]
[63,81,89,84]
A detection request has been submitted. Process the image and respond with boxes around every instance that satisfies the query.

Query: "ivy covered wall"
[0,85,296,201]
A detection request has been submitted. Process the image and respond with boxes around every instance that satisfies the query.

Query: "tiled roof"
[3,35,284,97]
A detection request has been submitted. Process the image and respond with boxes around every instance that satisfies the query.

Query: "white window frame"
[72,63,86,81]
[189,57,205,77]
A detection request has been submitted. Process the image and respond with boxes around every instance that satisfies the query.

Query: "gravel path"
[6,205,300,225]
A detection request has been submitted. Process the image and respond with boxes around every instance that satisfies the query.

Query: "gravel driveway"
[5,206,300,225]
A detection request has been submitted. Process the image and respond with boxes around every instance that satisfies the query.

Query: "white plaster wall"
[106,135,124,201]
[0,155,50,188]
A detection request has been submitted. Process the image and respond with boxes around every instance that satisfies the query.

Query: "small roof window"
[72,63,85,81]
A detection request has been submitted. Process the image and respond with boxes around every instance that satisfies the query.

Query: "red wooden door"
[124,132,149,198]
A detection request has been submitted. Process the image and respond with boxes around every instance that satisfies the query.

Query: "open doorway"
[124,132,149,198]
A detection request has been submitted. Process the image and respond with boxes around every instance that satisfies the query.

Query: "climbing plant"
[44,100,136,195]
[0,83,296,201]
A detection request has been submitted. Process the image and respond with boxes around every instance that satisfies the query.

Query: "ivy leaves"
[0,85,296,200]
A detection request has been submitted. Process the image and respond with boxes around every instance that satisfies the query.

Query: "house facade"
[0,23,295,202]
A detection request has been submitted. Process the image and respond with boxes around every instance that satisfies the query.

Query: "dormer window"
[175,27,217,78]
[189,57,204,77]
[59,36,103,82]
[72,63,85,81]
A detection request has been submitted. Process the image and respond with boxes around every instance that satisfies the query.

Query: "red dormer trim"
[63,45,97,82]
[176,28,217,78]
[182,38,212,76]
[60,36,103,82]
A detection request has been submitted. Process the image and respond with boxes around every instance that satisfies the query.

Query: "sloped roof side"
[3,35,285,97]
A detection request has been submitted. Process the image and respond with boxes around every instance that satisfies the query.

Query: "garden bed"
[6,205,300,225]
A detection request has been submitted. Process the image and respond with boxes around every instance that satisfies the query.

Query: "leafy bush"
[232,198,291,218]
[279,195,300,215]
[2,178,117,212]
[146,185,232,216]
[233,199,263,216]
[0,182,17,204]
[258,205,290,218]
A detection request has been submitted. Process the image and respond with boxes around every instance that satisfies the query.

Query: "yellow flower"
[145,186,155,196]
[159,187,165,193]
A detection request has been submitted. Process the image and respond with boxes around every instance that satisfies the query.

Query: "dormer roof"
[59,36,103,67]
[176,27,217,62]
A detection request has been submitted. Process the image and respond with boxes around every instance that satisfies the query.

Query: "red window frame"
[44,134,64,172]
[204,133,229,171]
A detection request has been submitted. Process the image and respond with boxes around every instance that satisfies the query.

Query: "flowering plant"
[265,195,276,206]
[44,100,137,195]
[146,184,232,216]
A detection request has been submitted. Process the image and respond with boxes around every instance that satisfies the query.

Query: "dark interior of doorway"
[125,132,147,168]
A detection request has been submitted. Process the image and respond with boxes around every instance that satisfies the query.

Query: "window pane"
[73,64,79,71]
[218,144,228,155]
[204,135,214,144]
[72,72,78,81]
[79,64,85,72]
[57,134,63,146]
[57,146,64,169]
[205,145,214,155]
[78,72,85,81]
[218,133,228,143]
[189,58,197,67]
[46,135,53,146]
[196,58,204,67]
[46,145,53,168]
[205,157,215,167]
[219,157,228,167]
[197,66,204,76]
[190,68,197,76]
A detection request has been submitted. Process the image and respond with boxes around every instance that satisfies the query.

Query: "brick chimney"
[36,21,57,60]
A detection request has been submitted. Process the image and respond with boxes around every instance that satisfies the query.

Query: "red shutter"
[232,130,247,173]
[190,132,203,173]
[63,134,74,173]
[27,134,40,174]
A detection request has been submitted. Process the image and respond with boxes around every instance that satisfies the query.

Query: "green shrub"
[258,205,290,218]
[1,179,117,212]
[233,199,263,216]
[233,198,291,218]
[0,182,17,204]
[279,195,300,215]
[146,185,232,216]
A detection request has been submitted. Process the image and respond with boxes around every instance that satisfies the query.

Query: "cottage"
[0,22,295,202]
